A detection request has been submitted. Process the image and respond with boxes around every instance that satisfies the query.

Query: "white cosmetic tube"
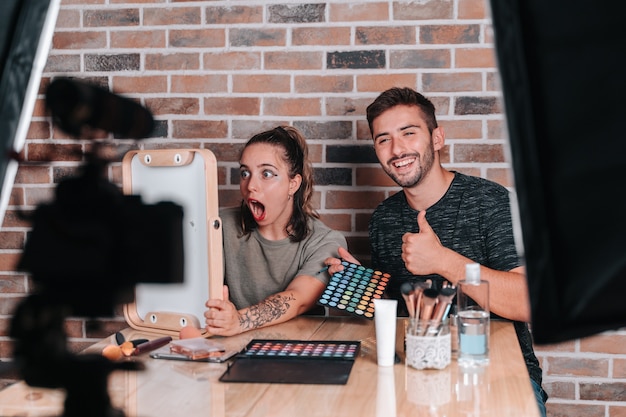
[373,298,398,367]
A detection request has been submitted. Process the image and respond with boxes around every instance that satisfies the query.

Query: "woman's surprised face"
[239,143,301,231]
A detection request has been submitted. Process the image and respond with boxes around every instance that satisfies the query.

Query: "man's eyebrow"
[400,124,420,131]
[373,132,388,141]
[374,124,420,140]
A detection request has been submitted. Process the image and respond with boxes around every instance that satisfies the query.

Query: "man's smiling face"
[372,104,439,188]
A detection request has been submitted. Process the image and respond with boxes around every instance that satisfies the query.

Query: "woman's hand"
[204,285,243,336]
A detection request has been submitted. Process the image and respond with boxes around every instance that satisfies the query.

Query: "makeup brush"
[417,288,439,335]
[400,282,416,318]
[420,288,439,322]
[431,287,456,323]
[412,281,430,320]
[427,287,456,335]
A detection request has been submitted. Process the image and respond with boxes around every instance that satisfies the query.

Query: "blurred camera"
[17,159,184,317]
[16,77,184,317]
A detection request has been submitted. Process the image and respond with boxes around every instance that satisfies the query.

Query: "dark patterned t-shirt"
[369,171,543,387]
[370,171,520,298]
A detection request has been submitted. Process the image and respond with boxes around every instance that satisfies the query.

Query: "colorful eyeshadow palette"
[243,340,360,360]
[219,339,361,385]
[317,261,391,319]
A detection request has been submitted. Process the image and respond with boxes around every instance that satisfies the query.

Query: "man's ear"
[432,126,445,151]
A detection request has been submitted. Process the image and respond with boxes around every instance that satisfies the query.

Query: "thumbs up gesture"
[401,210,444,275]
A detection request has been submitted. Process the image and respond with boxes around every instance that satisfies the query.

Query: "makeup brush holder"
[405,319,451,370]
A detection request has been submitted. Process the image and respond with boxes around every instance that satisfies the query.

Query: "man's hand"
[401,211,445,275]
[324,247,360,275]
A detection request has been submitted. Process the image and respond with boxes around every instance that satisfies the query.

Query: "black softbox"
[490,0,626,343]
[0,0,60,221]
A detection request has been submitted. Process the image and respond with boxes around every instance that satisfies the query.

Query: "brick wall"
[0,0,624,414]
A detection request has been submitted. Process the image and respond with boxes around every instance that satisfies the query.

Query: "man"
[327,87,547,415]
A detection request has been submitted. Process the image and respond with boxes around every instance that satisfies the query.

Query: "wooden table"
[0,317,539,417]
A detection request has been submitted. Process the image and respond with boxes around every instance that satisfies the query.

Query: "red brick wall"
[1,0,624,414]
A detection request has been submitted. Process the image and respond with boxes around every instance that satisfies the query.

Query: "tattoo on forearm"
[239,293,296,330]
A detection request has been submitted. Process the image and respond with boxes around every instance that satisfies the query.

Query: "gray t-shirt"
[220,206,347,309]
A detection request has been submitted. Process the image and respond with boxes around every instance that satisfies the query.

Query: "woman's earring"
[288,194,292,200]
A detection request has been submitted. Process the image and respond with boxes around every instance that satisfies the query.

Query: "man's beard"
[382,144,435,188]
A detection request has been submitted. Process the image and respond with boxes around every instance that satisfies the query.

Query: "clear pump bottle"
[457,263,489,366]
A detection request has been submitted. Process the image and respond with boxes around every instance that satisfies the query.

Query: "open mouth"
[391,156,416,169]
[248,199,266,221]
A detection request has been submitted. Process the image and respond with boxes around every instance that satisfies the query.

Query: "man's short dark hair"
[366,87,438,136]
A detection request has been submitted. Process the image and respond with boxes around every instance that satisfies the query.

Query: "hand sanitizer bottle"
[457,263,489,366]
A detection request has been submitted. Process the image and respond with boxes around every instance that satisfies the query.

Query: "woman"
[204,126,346,336]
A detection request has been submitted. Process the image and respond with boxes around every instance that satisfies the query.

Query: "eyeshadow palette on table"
[219,339,361,385]
[317,261,390,319]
